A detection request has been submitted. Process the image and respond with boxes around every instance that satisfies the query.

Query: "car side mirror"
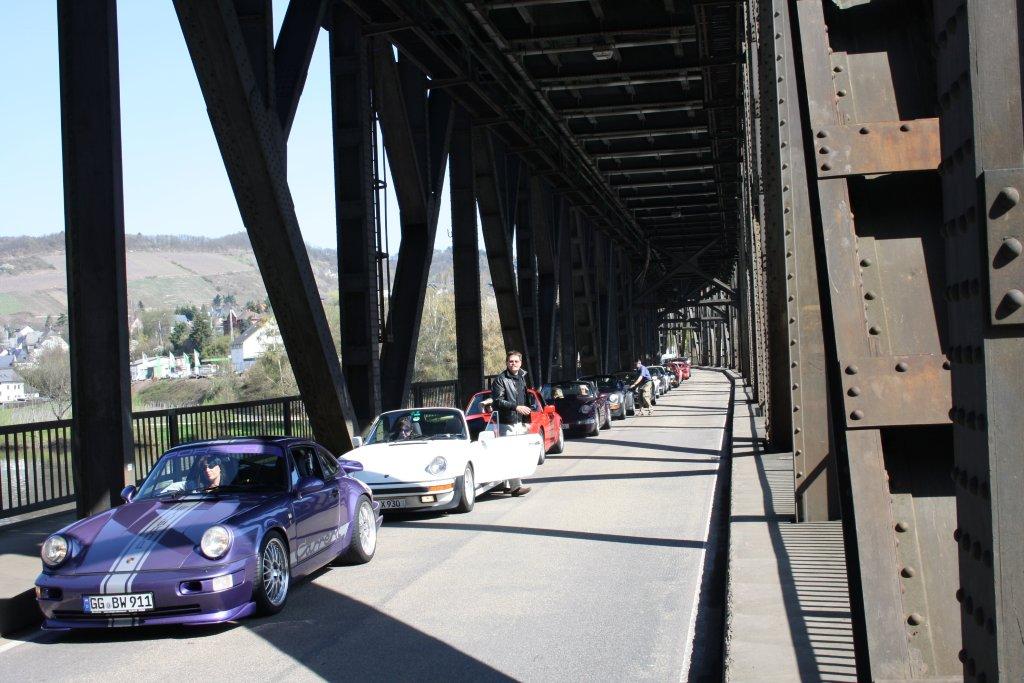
[120,485,137,503]
[478,430,495,442]
[296,476,324,496]
[339,459,363,473]
[351,436,363,448]
[544,405,555,415]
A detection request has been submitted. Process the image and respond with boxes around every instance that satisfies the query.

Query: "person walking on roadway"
[629,359,654,416]
[489,350,532,497]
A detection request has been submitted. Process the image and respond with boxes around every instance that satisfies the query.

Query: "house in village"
[230,322,281,373]
[0,368,27,404]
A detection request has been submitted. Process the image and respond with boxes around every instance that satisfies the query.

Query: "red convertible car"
[465,388,565,461]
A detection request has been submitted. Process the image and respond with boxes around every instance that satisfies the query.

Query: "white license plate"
[83,592,155,614]
[380,498,407,509]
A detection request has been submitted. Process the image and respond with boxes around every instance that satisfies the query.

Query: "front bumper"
[370,479,458,512]
[563,417,597,430]
[36,556,257,629]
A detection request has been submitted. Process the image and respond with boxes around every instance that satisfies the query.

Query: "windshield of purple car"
[541,382,591,401]
[580,375,619,392]
[135,446,289,499]
[364,409,468,444]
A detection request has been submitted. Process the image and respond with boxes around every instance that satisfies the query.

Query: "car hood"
[552,395,597,414]
[58,497,262,575]
[350,441,469,485]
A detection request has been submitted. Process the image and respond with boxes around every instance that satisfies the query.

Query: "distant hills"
[0,232,477,325]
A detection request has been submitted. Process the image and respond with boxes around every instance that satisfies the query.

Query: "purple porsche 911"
[35,437,381,629]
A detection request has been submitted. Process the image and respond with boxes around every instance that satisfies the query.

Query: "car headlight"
[610,393,621,403]
[41,534,69,567]
[425,456,447,476]
[200,525,232,560]
[580,404,593,415]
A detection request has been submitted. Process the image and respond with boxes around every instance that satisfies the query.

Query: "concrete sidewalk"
[723,385,857,681]
[0,510,74,635]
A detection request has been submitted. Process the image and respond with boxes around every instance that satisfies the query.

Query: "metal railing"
[0,377,495,519]
[0,396,310,520]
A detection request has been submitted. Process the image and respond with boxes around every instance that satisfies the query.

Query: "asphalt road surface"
[0,369,731,682]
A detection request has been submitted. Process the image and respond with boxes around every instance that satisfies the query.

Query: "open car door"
[472,431,541,485]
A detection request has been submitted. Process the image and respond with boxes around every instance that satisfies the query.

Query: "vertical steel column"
[573,216,600,374]
[557,207,577,378]
[764,0,834,522]
[532,180,558,383]
[330,2,379,427]
[935,0,1024,678]
[449,106,483,404]
[58,0,134,517]
[474,128,528,363]
[515,170,541,383]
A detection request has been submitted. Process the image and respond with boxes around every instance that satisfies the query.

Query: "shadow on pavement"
[30,573,513,681]
[388,521,706,549]
[575,438,722,457]
[527,469,717,484]
[547,454,719,465]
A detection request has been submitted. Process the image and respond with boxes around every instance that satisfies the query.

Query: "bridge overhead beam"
[174,0,357,453]
[330,2,380,428]
[450,106,484,404]
[375,48,453,409]
[58,0,134,518]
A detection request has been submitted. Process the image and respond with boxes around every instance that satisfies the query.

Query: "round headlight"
[41,534,69,567]
[425,456,447,476]
[580,404,593,415]
[200,525,232,560]
[610,393,621,402]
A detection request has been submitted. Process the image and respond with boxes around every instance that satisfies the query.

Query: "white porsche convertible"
[349,407,542,513]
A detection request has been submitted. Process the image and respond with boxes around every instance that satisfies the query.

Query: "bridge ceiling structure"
[343,0,744,310]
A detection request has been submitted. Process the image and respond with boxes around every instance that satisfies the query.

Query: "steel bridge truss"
[50,0,1023,677]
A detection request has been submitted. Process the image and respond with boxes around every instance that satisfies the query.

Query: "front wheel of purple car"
[255,532,290,616]
[338,497,377,565]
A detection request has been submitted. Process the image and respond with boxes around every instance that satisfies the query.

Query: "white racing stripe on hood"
[101,501,203,594]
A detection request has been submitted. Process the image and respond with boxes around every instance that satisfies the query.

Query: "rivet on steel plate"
[792,383,799,389]
[845,365,858,375]
[789,317,795,324]
[998,186,1020,207]
[847,386,860,397]
[899,123,911,132]
[860,258,872,267]
[998,236,1023,261]
[793,427,801,434]
[821,163,832,171]
[895,521,909,532]
[850,410,864,420]
[895,362,908,372]
[816,130,827,138]
[791,361,798,368]
[868,326,881,335]
[833,65,843,73]
[795,471,803,478]
[956,588,964,602]
[864,291,875,300]
[942,360,951,370]
[793,405,800,412]
[907,613,924,626]
[836,89,847,97]
[1002,289,1024,309]
[859,127,870,135]
[901,566,916,578]
[795,449,802,456]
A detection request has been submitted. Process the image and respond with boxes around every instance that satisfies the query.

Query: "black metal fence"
[0,377,495,519]
[0,396,311,520]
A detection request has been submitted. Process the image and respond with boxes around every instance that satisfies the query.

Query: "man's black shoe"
[511,486,532,497]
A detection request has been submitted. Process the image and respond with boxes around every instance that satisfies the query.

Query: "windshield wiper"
[200,484,277,493]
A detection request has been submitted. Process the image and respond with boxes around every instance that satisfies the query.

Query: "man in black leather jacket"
[488,350,532,496]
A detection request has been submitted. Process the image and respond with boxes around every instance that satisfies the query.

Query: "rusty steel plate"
[840,354,952,428]
[813,119,941,178]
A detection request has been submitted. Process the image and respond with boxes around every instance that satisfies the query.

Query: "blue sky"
[0,1,453,252]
